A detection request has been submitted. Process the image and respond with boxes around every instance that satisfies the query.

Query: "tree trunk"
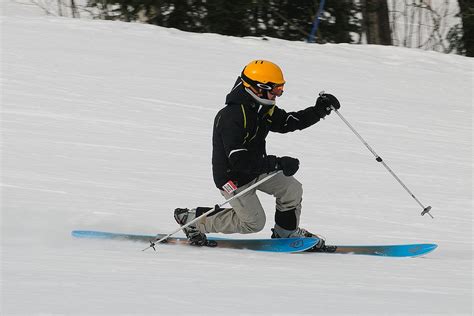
[458,0,473,57]
[71,0,79,18]
[362,0,392,45]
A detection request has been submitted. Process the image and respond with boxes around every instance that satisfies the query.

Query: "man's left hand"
[277,156,299,177]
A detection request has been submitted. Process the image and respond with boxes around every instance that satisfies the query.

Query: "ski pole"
[142,171,283,251]
[321,93,433,219]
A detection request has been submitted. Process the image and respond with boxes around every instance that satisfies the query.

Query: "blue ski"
[72,230,437,257]
[333,243,438,257]
[71,230,319,253]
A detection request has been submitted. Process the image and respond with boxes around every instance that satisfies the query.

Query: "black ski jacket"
[212,78,323,189]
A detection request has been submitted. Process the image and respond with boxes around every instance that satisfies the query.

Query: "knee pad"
[274,208,297,230]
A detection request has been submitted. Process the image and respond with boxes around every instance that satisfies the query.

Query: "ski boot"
[174,208,217,247]
[271,227,337,253]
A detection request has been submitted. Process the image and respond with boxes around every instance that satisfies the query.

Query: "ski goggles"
[252,81,285,97]
[254,82,284,97]
[268,83,284,96]
[241,74,285,96]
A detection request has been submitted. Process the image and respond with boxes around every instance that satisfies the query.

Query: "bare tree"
[25,0,81,18]
[389,0,461,53]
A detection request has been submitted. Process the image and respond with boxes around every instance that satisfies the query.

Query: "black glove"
[314,93,341,118]
[277,156,299,177]
[264,155,279,173]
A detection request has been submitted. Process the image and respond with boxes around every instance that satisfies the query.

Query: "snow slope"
[1,3,472,315]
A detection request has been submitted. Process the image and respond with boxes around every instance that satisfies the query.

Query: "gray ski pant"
[197,172,303,235]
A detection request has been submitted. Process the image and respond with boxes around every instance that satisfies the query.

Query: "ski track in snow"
[1,2,472,315]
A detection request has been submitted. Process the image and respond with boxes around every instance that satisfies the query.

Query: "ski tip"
[71,230,84,237]
[72,230,109,238]
[415,243,438,256]
[397,243,438,257]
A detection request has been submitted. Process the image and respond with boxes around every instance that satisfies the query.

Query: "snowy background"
[1,1,472,315]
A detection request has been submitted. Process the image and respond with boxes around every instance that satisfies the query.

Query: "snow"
[1,2,472,315]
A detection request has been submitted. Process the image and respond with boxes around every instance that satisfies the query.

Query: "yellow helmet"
[241,60,285,91]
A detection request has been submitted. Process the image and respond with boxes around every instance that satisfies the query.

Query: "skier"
[174,60,340,251]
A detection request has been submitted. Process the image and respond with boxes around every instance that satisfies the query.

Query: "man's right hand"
[314,93,341,118]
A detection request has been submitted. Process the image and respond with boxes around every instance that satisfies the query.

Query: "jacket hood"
[225,77,253,105]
